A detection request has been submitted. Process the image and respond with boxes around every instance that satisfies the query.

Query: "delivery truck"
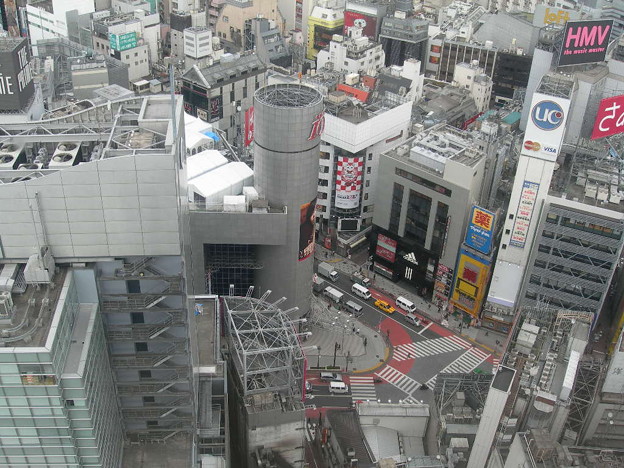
[350,271,371,287]
[318,262,338,282]
[323,286,344,303]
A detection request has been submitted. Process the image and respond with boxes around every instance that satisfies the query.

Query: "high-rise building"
[306,2,344,60]
[379,11,428,69]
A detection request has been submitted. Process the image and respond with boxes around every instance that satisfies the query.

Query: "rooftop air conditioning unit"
[49,142,82,168]
[0,142,26,169]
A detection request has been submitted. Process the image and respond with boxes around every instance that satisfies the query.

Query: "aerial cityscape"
[0,0,623,467]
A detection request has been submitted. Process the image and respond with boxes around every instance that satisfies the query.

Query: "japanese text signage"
[510,181,540,248]
[376,234,397,263]
[465,206,495,255]
[110,32,138,52]
[244,106,254,147]
[450,249,491,318]
[558,20,613,66]
[591,95,624,140]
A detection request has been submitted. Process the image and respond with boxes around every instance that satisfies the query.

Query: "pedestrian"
[373,273,377,280]
[363,337,367,348]
[428,303,431,310]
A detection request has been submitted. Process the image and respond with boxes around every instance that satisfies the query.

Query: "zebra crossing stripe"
[446,335,472,349]
[418,322,432,334]
[426,347,491,389]
[375,366,421,394]
[350,376,377,400]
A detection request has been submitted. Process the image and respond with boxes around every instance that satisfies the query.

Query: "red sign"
[244,106,254,147]
[344,11,377,38]
[591,95,624,140]
[308,112,325,141]
[376,234,397,263]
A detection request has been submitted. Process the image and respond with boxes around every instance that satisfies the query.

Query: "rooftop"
[0,37,26,52]
[182,53,266,88]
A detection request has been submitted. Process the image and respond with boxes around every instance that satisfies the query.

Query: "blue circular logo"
[531,100,564,131]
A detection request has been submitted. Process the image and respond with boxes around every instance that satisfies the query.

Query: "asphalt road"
[309,272,494,407]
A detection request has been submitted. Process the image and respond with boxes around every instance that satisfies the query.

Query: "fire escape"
[99,256,193,442]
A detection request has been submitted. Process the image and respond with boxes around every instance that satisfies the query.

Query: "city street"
[304,255,498,409]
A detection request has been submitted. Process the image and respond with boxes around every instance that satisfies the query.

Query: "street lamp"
[317,346,321,368]
[333,341,339,368]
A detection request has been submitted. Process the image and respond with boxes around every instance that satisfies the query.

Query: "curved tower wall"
[253,84,324,317]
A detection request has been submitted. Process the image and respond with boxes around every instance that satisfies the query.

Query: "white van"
[345,300,363,317]
[320,372,342,382]
[404,313,420,326]
[329,381,349,394]
[351,283,371,300]
[396,296,417,313]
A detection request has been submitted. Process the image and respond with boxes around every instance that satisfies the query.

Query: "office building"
[379,10,428,69]
[26,0,98,44]
[243,17,292,68]
[316,26,385,75]
[452,61,493,113]
[170,10,208,66]
[344,0,393,40]
[371,124,487,293]
[184,27,223,69]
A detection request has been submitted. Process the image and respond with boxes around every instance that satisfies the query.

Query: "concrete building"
[452,61,493,113]
[379,10,428,69]
[26,0,98,44]
[170,8,206,66]
[180,53,267,144]
[306,1,344,60]
[243,17,292,68]
[213,0,284,52]
[91,10,161,82]
[316,26,385,75]
[415,81,479,129]
[436,1,486,43]
[344,0,393,40]
[278,0,317,45]
[371,124,487,292]
[69,55,110,100]
[183,27,223,69]
[0,267,124,467]
[317,93,412,238]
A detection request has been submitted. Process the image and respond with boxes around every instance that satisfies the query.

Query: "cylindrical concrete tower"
[253,84,324,318]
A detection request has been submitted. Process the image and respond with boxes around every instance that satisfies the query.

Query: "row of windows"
[528,275,601,301]
[542,230,616,254]
[546,213,623,240]
[395,168,452,197]
[538,244,613,270]
[533,259,607,284]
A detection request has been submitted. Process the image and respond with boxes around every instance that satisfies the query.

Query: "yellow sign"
[450,251,490,318]
[471,208,493,231]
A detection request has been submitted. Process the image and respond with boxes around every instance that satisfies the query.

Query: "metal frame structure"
[224,293,305,397]
[566,356,605,443]
[255,84,323,109]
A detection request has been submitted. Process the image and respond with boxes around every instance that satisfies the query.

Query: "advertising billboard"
[510,181,540,248]
[521,92,571,161]
[0,38,34,112]
[591,95,624,140]
[465,206,495,255]
[335,156,363,209]
[558,20,613,66]
[244,106,254,147]
[298,197,317,261]
[532,5,579,27]
[110,32,138,51]
[209,95,223,123]
[602,331,624,393]
[451,249,491,318]
[376,234,397,263]
[344,11,377,38]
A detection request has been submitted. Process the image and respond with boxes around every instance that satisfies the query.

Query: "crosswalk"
[349,376,377,401]
[426,346,491,389]
[393,335,471,361]
[375,365,421,395]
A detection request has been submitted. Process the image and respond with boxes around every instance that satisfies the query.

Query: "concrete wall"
[253,84,324,317]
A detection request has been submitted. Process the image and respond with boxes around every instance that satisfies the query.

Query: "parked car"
[374,300,395,314]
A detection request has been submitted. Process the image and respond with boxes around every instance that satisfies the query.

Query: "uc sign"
[591,95,624,140]
[531,100,564,131]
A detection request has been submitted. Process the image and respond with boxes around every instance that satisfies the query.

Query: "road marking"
[418,322,433,335]
[393,336,466,361]
[349,376,377,401]
[375,365,421,395]
[426,346,491,389]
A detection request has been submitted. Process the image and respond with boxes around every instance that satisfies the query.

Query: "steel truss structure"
[224,293,305,397]
[434,373,494,415]
[565,356,604,443]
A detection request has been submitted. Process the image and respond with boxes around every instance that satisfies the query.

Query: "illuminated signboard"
[376,234,397,263]
[335,156,363,209]
[591,95,624,140]
[110,32,138,52]
[521,92,571,161]
[450,249,491,318]
[465,206,495,255]
[344,11,377,38]
[558,20,613,67]
[510,181,540,248]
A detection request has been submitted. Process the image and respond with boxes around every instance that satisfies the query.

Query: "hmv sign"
[559,20,613,66]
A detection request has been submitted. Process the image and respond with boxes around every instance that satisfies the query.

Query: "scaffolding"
[565,357,605,444]
[223,293,305,397]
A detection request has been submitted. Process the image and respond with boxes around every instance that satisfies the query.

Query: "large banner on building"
[344,11,377,38]
[510,181,540,248]
[465,206,495,255]
[244,106,254,147]
[558,20,613,66]
[335,156,363,209]
[591,95,624,140]
[298,197,317,261]
[375,234,397,263]
[532,5,579,27]
[522,92,571,161]
[450,249,491,318]
[0,38,34,112]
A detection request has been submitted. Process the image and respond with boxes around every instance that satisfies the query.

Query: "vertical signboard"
[244,106,254,147]
[465,206,495,255]
[298,197,317,261]
[375,234,397,262]
[450,249,491,318]
[343,11,377,38]
[209,95,223,123]
[335,156,363,209]
[510,181,540,248]
[0,38,34,111]
[591,95,624,140]
[521,92,571,161]
[558,20,613,66]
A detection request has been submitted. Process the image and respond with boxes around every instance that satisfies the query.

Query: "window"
[366,180,370,187]
[505,229,510,234]
[368,153,373,160]
[131,312,144,324]
[367,167,371,174]
[223,16,228,22]
[508,214,514,220]
[135,342,148,352]
[65,400,75,407]
[139,370,152,380]
[364,193,369,200]
[143,396,155,404]
[502,244,507,249]
[147,421,159,427]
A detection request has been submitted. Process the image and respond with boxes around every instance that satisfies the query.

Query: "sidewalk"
[314,244,506,357]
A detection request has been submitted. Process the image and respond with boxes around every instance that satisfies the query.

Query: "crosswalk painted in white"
[393,335,471,361]
[349,376,377,401]
[401,395,423,405]
[375,365,421,395]
[426,346,491,389]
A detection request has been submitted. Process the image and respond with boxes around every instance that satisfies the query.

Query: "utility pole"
[317,346,321,368]
[333,342,339,368]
